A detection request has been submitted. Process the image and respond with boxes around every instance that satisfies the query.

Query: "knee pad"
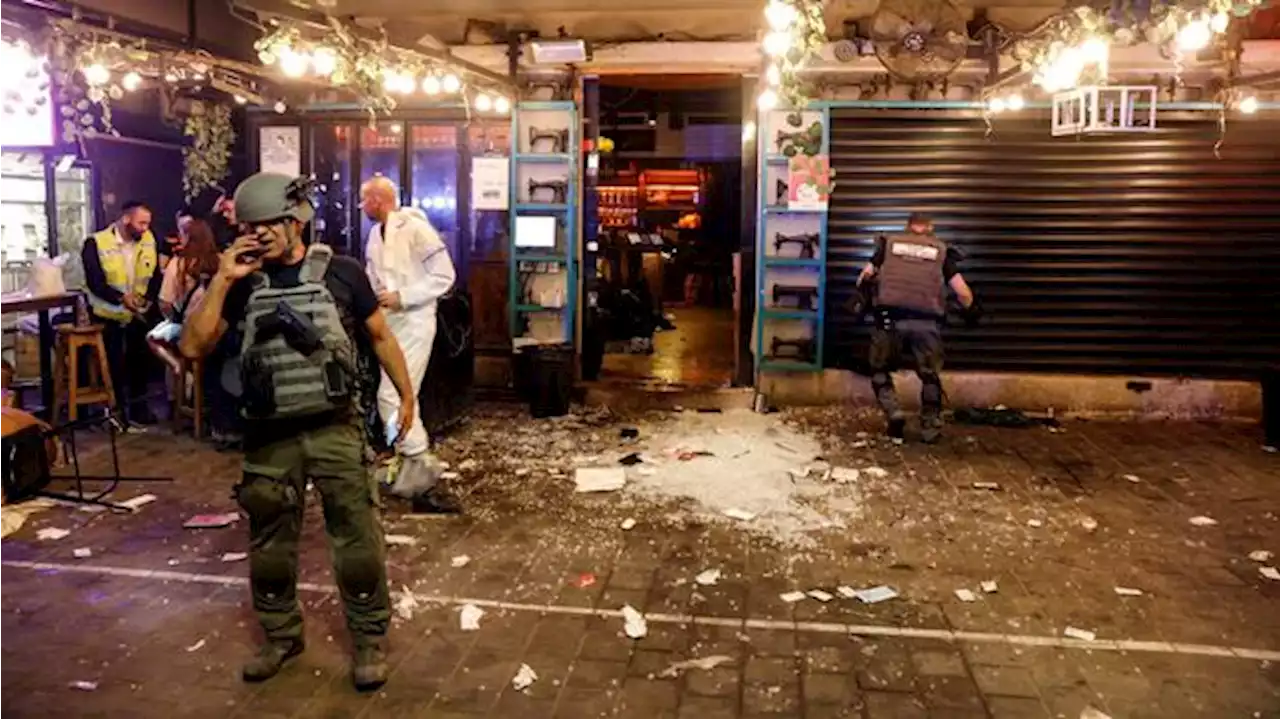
[236,477,293,520]
[338,550,385,599]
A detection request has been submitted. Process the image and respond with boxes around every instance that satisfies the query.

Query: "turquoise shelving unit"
[754,106,831,374]
[509,101,578,346]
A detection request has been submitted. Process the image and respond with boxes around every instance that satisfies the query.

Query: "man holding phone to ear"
[179,172,415,692]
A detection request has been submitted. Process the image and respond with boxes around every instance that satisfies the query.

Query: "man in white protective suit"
[360,176,462,514]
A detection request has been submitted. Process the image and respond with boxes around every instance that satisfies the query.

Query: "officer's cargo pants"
[868,318,944,425]
[236,419,390,641]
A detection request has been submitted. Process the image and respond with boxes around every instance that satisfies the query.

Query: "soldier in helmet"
[857,213,975,443]
[179,173,416,691]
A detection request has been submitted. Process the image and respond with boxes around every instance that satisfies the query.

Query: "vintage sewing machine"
[772,284,818,311]
[773,232,819,259]
[768,336,816,362]
[527,178,570,204]
[528,127,570,154]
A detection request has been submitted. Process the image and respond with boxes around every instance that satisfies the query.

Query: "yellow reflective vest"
[86,226,158,322]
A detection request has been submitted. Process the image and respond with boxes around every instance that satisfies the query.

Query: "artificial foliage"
[182,101,235,202]
[769,0,828,109]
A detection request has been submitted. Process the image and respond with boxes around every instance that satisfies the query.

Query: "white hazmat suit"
[365,207,456,481]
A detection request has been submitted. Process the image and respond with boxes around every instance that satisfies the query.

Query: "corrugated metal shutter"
[825,111,1280,378]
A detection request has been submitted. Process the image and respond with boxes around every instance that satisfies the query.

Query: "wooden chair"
[171,358,204,438]
[51,325,116,423]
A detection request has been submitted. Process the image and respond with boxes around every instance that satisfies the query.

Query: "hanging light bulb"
[164,70,179,83]
[766,64,782,86]
[1006,94,1025,111]
[274,100,287,113]
[494,96,510,114]
[121,71,142,91]
[82,63,110,86]
[258,49,277,66]
[422,74,441,95]
[399,72,417,94]
[1177,19,1212,52]
[764,1,798,31]
[279,47,309,78]
[234,94,247,105]
[474,93,493,111]
[763,31,791,57]
[1080,37,1109,65]
[311,47,337,76]
[442,73,461,93]
[756,88,778,110]
[1239,95,1258,114]
[987,97,1007,113]
[1210,11,1229,34]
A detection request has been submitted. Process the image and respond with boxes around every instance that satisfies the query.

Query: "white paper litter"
[1248,550,1273,563]
[574,467,627,493]
[460,603,485,631]
[972,482,1000,490]
[806,589,834,603]
[862,467,889,479]
[37,527,71,540]
[1261,566,1280,581]
[780,591,807,603]
[836,585,857,599]
[621,605,647,639]
[384,534,419,546]
[512,663,538,691]
[1113,586,1144,597]
[1189,516,1218,527]
[658,655,734,678]
[186,638,206,652]
[954,589,978,603]
[620,518,637,530]
[694,569,721,586]
[73,548,92,559]
[394,586,421,620]
[980,580,999,594]
[1064,626,1096,642]
[723,508,756,522]
[451,555,471,568]
[1122,474,1140,483]
[1027,519,1044,528]
[69,681,98,691]
[1080,517,1099,532]
[119,494,158,510]
[853,585,899,604]
[221,552,248,562]
[831,467,860,483]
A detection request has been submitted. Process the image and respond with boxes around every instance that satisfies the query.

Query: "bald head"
[360,176,399,223]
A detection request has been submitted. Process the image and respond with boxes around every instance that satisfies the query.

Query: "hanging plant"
[760,1,827,111]
[182,100,235,202]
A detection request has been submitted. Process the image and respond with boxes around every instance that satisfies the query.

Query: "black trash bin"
[516,343,574,418]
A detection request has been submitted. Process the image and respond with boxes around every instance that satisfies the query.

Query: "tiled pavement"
[2,404,1278,718]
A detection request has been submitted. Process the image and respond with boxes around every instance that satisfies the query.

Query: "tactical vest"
[874,233,947,317]
[238,244,356,421]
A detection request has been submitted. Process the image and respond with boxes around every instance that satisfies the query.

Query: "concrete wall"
[759,369,1264,420]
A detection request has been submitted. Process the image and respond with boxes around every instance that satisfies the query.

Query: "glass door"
[310,124,353,253]
[0,151,49,293]
[358,122,405,248]
[408,124,459,266]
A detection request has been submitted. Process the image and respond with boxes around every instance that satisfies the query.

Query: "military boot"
[242,638,304,682]
[352,636,389,691]
[921,415,944,444]
[886,413,907,441]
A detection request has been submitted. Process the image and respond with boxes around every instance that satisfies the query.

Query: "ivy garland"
[769,0,827,110]
[182,101,235,202]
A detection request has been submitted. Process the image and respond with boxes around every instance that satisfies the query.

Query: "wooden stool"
[171,359,204,438]
[51,325,116,423]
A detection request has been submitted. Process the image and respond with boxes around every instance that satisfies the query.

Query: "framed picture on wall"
[259,126,301,177]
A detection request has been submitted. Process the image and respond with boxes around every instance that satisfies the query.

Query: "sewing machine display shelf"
[515,153,571,164]
[761,308,818,320]
[764,257,821,268]
[514,202,569,212]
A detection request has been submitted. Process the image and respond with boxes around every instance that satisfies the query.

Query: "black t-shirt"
[870,235,961,280]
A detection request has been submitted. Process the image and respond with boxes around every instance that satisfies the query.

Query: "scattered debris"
[658,655,734,678]
[394,586,420,620]
[954,589,978,603]
[1262,445,1277,454]
[69,681,98,692]
[1122,474,1141,483]
[574,467,627,493]
[220,552,248,563]
[36,527,71,541]
[1261,567,1280,582]
[451,555,471,568]
[620,427,640,440]
[851,586,899,604]
[620,518,637,531]
[1064,627,1097,642]
[1080,707,1112,719]
[460,604,484,631]
[618,453,643,466]
[621,605,647,639]
[723,508,756,522]
[836,586,857,599]
[635,467,657,477]
[574,573,597,589]
[1080,517,1099,533]
[677,450,714,462]
[831,467,860,483]
[1027,519,1044,528]
[119,494,158,511]
[72,547,92,559]
[384,534,419,546]
[183,512,240,529]
[980,580,999,594]
[1113,586,1144,597]
[694,569,721,586]
[512,663,538,691]
[971,482,1001,491]
[862,467,889,479]
[780,591,807,603]
[1188,516,1218,527]
[185,638,206,652]
[1248,550,1273,563]
[807,589,834,603]
[441,471,461,481]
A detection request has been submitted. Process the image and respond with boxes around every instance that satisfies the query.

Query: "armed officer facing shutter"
[179,173,417,691]
[858,213,975,443]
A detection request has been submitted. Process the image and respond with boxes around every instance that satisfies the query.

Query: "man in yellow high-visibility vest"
[81,200,163,425]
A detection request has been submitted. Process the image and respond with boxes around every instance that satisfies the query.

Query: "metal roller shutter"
[825,110,1280,379]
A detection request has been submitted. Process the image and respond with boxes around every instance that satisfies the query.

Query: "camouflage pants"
[236,419,390,642]
[868,319,945,426]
